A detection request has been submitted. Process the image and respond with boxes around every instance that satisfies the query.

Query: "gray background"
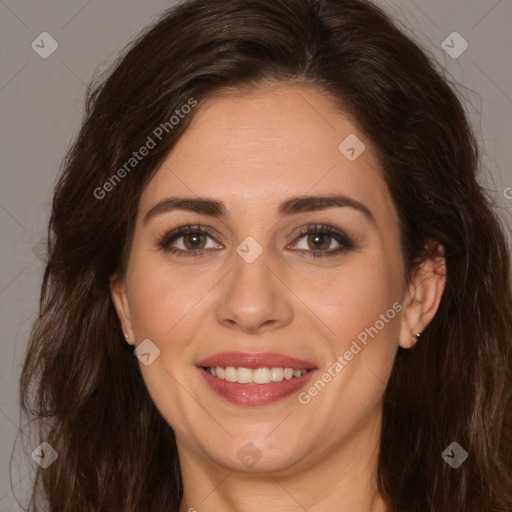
[1,0,511,509]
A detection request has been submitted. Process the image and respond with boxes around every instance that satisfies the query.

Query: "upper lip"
[196,352,317,370]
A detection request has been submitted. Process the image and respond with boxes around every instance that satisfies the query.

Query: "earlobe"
[110,274,135,345]
[398,242,447,349]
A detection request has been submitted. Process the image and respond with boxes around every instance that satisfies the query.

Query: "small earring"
[124,333,129,340]
[413,332,422,343]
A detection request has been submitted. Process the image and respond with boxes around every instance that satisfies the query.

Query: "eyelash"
[157,223,355,259]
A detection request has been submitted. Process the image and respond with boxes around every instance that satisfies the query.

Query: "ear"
[110,273,135,346]
[398,240,446,349]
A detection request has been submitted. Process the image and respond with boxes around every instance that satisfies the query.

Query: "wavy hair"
[18,0,512,510]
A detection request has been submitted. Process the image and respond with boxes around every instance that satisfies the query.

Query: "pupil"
[310,233,328,250]
[186,233,203,249]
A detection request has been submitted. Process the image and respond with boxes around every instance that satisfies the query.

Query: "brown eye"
[289,224,355,259]
[305,232,334,251]
[158,224,223,257]
[182,231,208,250]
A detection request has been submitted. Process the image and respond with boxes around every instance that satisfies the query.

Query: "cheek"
[125,248,205,338]
[308,262,401,410]
[124,256,211,432]
[312,255,402,412]
[304,255,402,345]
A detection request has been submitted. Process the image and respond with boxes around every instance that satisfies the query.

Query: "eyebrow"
[143,194,375,226]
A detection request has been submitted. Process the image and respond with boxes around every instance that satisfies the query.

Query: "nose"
[215,243,294,334]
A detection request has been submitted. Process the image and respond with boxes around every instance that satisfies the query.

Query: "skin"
[111,84,446,512]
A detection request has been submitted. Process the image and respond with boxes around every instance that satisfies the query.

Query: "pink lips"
[196,352,317,406]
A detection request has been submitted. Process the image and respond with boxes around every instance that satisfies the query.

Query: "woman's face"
[112,84,430,475]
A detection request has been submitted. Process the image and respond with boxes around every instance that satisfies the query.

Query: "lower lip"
[198,367,316,406]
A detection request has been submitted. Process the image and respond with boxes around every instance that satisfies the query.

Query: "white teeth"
[253,367,271,384]
[225,367,237,382]
[270,367,284,381]
[236,367,253,384]
[284,368,294,380]
[207,366,308,384]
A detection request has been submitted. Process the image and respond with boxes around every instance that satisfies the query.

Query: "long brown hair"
[18,0,512,510]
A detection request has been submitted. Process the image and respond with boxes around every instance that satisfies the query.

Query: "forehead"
[138,85,397,230]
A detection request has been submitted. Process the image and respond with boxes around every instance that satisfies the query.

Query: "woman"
[19,0,512,510]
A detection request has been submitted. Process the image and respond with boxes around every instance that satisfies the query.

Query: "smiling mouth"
[201,366,310,384]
